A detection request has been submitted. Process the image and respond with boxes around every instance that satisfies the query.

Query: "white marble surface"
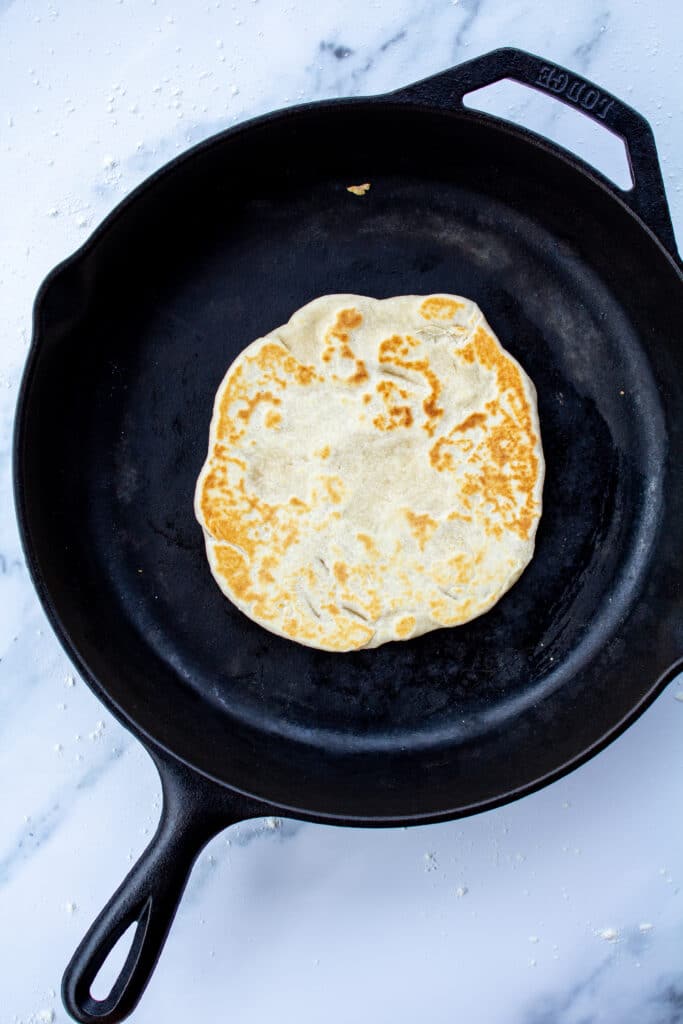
[1,1,683,1022]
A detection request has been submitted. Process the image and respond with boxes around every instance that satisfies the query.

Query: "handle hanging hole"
[89,921,138,1002]
[463,79,634,190]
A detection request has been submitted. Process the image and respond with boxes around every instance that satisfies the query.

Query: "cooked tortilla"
[195,294,544,652]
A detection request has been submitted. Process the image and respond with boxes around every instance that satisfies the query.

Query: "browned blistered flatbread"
[195,294,544,651]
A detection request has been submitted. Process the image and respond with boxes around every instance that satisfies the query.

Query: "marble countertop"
[1,1,682,1022]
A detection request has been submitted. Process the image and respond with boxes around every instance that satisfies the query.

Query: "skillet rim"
[13,90,683,825]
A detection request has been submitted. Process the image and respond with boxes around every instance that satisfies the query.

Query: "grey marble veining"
[0,1,682,1022]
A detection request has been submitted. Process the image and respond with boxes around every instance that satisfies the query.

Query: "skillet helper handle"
[392,47,677,259]
[61,756,263,1024]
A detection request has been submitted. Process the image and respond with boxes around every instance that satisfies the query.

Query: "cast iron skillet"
[14,47,683,1023]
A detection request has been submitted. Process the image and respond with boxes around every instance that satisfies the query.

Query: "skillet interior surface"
[17,101,683,821]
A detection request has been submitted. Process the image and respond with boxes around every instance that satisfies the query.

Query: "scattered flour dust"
[89,720,106,741]
[424,851,438,872]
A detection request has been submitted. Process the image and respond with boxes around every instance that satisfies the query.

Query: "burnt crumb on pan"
[347,183,371,196]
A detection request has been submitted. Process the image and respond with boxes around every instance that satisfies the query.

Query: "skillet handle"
[391,47,678,259]
[61,754,272,1024]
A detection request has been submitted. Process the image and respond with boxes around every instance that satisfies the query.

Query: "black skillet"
[13,47,683,1023]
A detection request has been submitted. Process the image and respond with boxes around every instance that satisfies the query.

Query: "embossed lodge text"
[535,64,615,120]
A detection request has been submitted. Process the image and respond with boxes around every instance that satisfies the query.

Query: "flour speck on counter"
[88,720,105,741]
[424,851,438,872]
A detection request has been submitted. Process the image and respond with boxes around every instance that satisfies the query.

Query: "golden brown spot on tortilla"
[378,334,419,360]
[334,562,349,584]
[322,476,344,504]
[252,342,288,374]
[322,309,367,386]
[378,334,443,436]
[395,615,415,638]
[357,532,378,555]
[429,436,454,472]
[363,393,372,404]
[429,594,474,626]
[517,514,532,536]
[348,360,369,385]
[280,526,299,551]
[216,364,248,442]
[447,553,477,585]
[404,510,438,550]
[215,545,252,600]
[373,408,413,430]
[281,615,318,642]
[455,411,487,433]
[214,544,284,624]
[316,445,331,459]
[293,363,319,385]
[419,296,464,320]
[430,599,448,620]
[201,489,256,557]
[372,379,414,431]
[286,603,373,650]
[329,308,363,343]
[390,405,413,424]
[264,409,282,429]
[447,509,473,523]
[422,392,443,430]
[365,589,382,621]
[252,342,320,387]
